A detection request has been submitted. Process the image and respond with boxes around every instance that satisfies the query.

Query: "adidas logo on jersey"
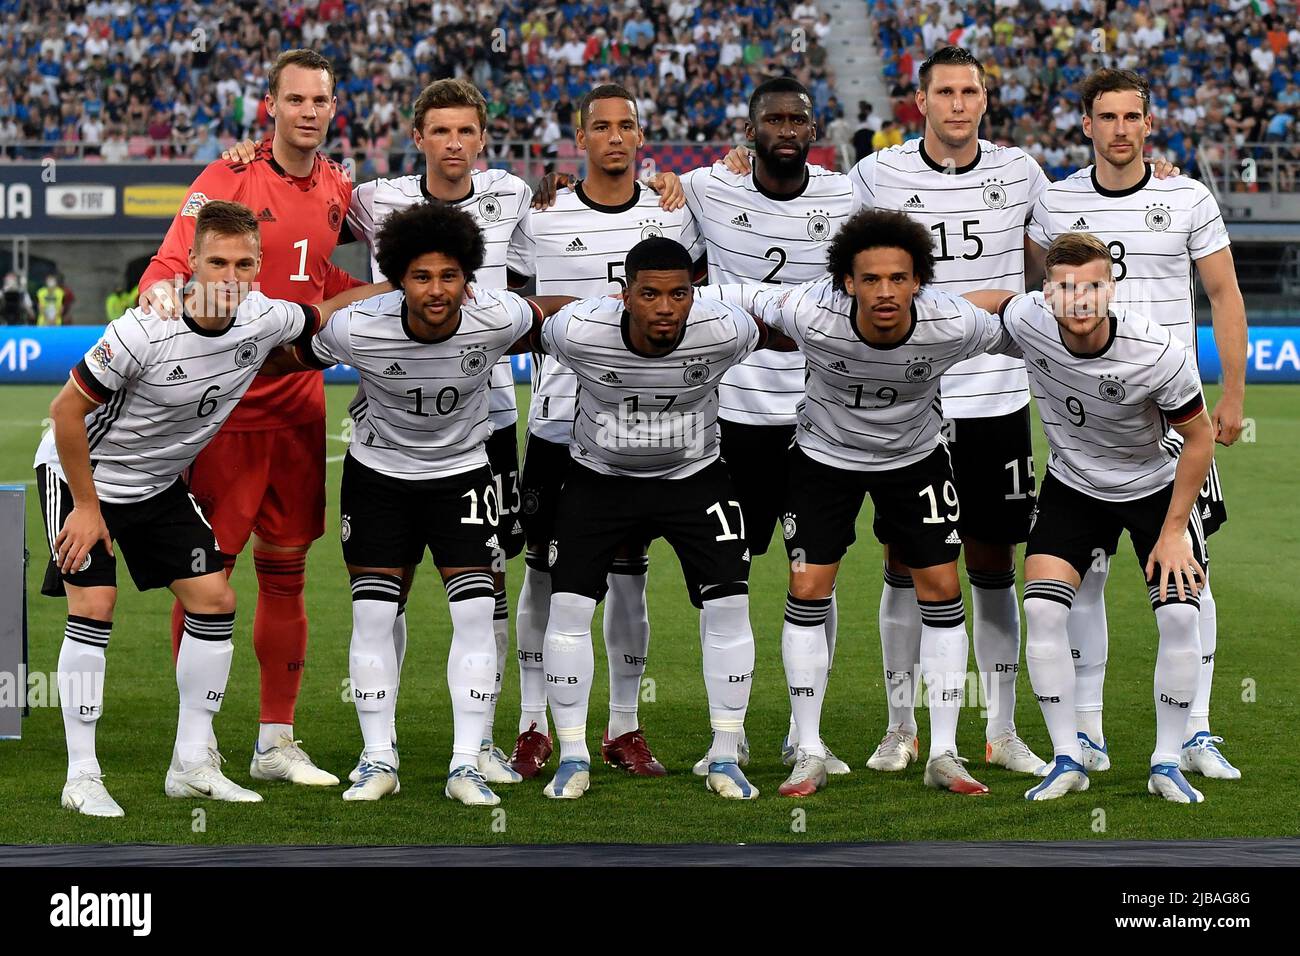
[829,360,849,372]
[599,371,622,384]
[731,212,752,228]
[566,237,587,252]
[165,365,187,381]
[1035,358,1051,372]
[256,207,276,222]
[903,194,924,209]
[945,529,962,545]
[383,363,406,376]
[1070,217,1089,230]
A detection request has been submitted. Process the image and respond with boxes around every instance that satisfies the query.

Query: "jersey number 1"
[290,239,310,282]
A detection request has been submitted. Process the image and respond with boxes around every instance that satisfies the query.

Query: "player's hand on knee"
[222,138,260,164]
[1145,529,1203,603]
[55,506,112,574]
[722,145,752,175]
[645,171,684,211]
[140,279,182,320]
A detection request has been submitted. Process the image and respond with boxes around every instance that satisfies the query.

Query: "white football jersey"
[34,294,316,504]
[997,292,1206,501]
[346,168,533,430]
[306,287,535,481]
[539,294,760,479]
[1026,164,1231,372]
[680,163,856,426]
[701,278,1004,471]
[850,139,1047,418]
[507,182,704,444]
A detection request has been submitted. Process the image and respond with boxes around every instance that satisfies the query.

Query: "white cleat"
[446,766,501,806]
[780,734,849,774]
[1148,762,1205,804]
[165,750,263,802]
[1180,732,1241,780]
[986,732,1050,776]
[923,752,990,795]
[866,730,919,772]
[543,759,591,799]
[250,734,340,786]
[348,745,399,784]
[61,773,125,818]
[1078,732,1110,772]
[778,750,828,797]
[705,759,759,800]
[1024,755,1089,801]
[478,742,524,784]
[693,734,750,776]
[342,760,399,801]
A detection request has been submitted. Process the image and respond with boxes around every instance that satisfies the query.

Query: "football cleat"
[705,759,759,800]
[543,758,591,799]
[866,730,919,772]
[1148,762,1204,804]
[986,732,1049,776]
[445,766,501,806]
[692,734,751,776]
[780,734,850,774]
[601,728,667,776]
[348,745,399,784]
[165,750,263,802]
[510,722,553,779]
[923,752,990,795]
[61,773,125,818]
[1179,732,1241,780]
[1024,755,1089,801]
[478,741,524,784]
[250,734,340,786]
[1077,732,1110,772]
[342,760,399,801]
[778,750,828,797]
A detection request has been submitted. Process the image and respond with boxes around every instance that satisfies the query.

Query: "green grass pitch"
[0,382,1296,846]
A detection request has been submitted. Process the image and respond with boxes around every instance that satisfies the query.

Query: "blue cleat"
[543,759,591,800]
[1024,754,1089,801]
[706,759,759,800]
[1148,762,1205,803]
[445,766,500,806]
[1078,732,1110,771]
[1180,732,1241,780]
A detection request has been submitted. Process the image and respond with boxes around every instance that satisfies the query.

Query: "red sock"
[252,550,308,725]
[171,556,236,663]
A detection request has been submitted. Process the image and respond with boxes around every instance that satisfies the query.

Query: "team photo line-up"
[36,43,1248,817]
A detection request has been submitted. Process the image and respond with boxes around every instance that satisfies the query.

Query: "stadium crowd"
[869,0,1300,184]
[0,0,842,171]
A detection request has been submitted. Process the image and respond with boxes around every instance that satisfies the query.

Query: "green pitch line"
[0,383,1295,845]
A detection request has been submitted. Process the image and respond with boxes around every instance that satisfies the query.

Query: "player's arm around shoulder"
[508,294,581,354]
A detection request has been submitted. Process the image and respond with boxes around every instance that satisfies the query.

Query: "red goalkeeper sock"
[252,550,308,725]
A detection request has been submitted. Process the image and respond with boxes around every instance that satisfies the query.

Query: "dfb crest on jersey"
[1145,205,1171,231]
[234,339,260,368]
[807,213,831,240]
[340,515,352,542]
[982,182,1007,209]
[461,349,488,375]
[683,361,710,385]
[640,221,663,241]
[905,360,932,382]
[521,490,539,515]
[782,513,797,540]
[327,200,342,231]
[1098,377,1127,403]
[479,195,502,222]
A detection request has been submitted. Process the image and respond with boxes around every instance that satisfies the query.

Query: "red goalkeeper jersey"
[140,141,363,431]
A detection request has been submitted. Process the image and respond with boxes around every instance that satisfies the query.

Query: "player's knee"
[181,582,236,617]
[253,549,307,599]
[787,572,832,602]
[69,590,116,622]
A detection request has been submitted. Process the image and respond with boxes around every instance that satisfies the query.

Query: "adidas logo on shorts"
[512,520,523,535]
[383,363,406,376]
[165,365,187,381]
[565,237,587,252]
[945,529,962,545]
[731,212,752,228]
[599,371,622,384]
[486,534,500,550]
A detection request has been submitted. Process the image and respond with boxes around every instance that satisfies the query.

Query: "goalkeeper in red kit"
[139,50,370,786]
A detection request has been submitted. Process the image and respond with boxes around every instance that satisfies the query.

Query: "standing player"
[706,210,1019,796]
[277,203,576,804]
[686,77,857,775]
[845,47,1050,776]
[537,237,775,801]
[37,201,374,816]
[138,50,363,786]
[1027,69,1247,778]
[975,233,1214,803]
[506,84,704,779]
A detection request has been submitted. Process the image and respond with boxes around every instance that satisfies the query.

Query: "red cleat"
[601,728,667,776]
[510,722,553,779]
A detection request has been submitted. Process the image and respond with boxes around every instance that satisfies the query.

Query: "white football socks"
[701,593,755,763]
[390,599,407,745]
[604,560,650,739]
[484,588,509,748]
[516,563,551,736]
[1023,581,1083,762]
[58,616,110,779]
[445,572,497,772]
[257,722,292,752]
[1068,563,1109,744]
[544,591,597,763]
[969,569,1021,741]
[917,596,969,760]
[1152,601,1201,766]
[175,611,235,767]
[349,575,401,767]
[1189,576,1216,737]
[781,594,831,758]
[789,588,838,743]
[879,567,921,736]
